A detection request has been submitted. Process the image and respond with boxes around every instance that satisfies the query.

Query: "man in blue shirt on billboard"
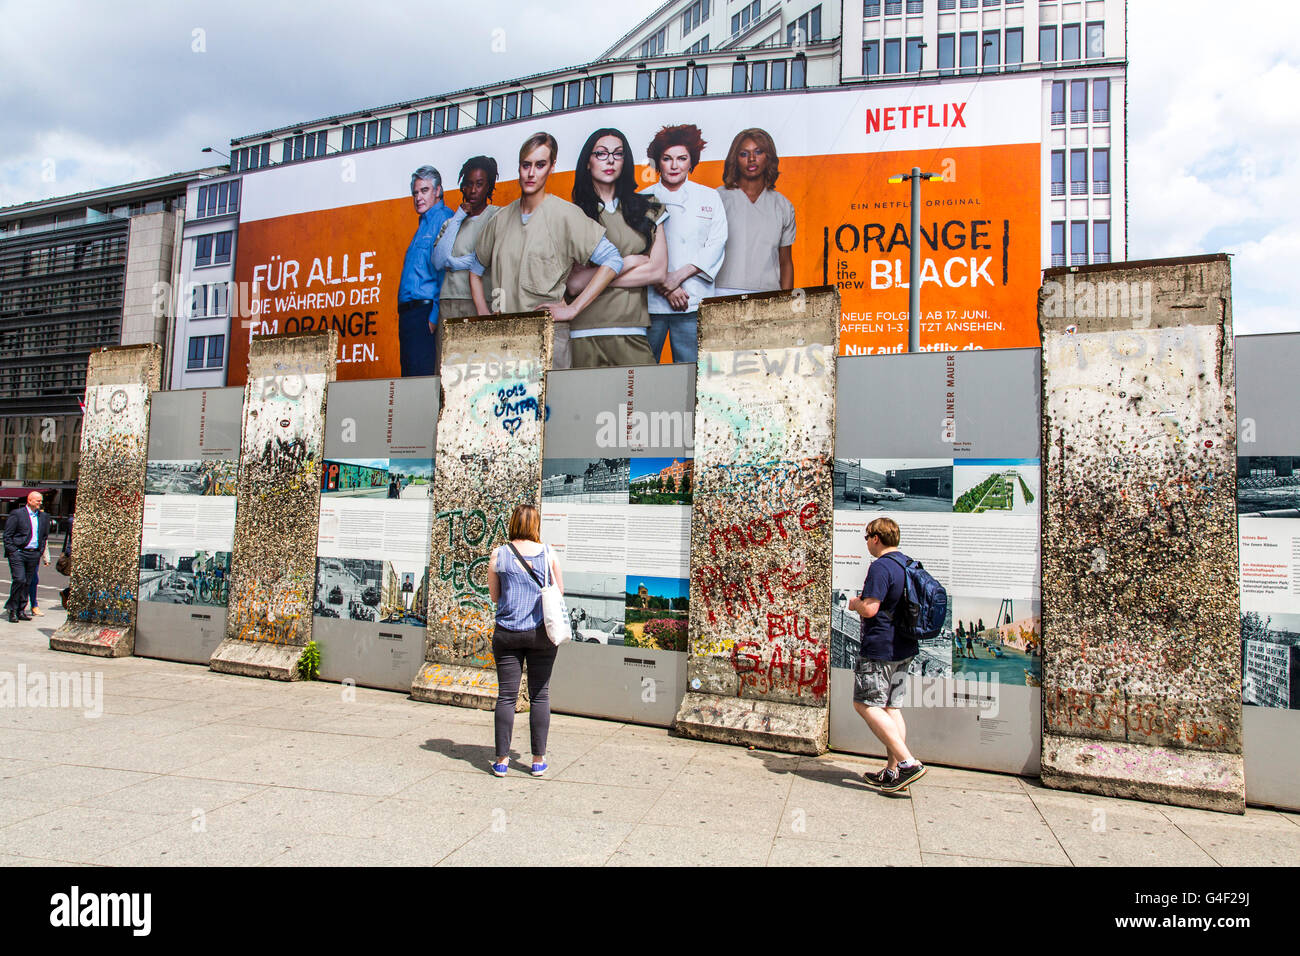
[397,165,453,376]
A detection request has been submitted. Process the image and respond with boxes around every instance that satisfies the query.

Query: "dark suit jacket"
[3,506,51,556]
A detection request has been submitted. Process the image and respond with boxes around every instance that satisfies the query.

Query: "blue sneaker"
[490,760,509,777]
[530,762,548,777]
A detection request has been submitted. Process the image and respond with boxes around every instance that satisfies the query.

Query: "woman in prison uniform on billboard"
[432,155,501,321]
[713,128,796,296]
[467,132,625,369]
[563,128,668,369]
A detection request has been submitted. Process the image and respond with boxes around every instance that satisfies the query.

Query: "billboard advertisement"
[230,75,1042,383]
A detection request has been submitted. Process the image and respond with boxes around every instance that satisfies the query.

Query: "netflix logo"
[866,103,968,134]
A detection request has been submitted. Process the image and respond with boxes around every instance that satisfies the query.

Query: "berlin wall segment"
[51,345,162,659]
[410,313,551,710]
[674,288,839,754]
[1038,256,1244,813]
[209,330,337,680]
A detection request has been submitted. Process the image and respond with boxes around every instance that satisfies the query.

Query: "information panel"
[542,363,695,726]
[136,387,243,663]
[313,376,438,691]
[829,348,1042,774]
[1236,333,1300,810]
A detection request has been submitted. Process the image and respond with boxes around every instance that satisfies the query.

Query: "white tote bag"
[508,543,570,645]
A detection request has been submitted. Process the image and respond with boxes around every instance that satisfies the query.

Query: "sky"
[0,0,1295,334]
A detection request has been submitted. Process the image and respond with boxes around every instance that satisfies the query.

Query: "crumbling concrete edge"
[1041,733,1245,814]
[672,692,829,755]
[49,622,135,658]
[208,639,304,681]
[410,661,505,711]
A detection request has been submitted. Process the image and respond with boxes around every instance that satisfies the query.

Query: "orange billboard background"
[229,143,1038,384]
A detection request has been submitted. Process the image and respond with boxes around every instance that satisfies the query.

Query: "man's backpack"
[883,553,948,640]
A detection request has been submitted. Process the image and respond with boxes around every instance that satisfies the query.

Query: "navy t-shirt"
[859,551,918,662]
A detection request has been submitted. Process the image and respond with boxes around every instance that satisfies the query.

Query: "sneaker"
[862,767,898,788]
[530,762,548,777]
[30,607,44,617]
[881,762,926,793]
[490,760,509,777]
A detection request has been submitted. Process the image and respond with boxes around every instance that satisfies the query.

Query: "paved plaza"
[0,592,1297,866]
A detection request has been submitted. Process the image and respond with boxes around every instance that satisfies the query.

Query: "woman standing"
[564,128,668,368]
[467,132,625,370]
[713,128,796,296]
[486,504,564,777]
[432,156,501,322]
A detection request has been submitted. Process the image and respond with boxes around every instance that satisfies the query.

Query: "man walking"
[5,491,51,623]
[848,516,926,792]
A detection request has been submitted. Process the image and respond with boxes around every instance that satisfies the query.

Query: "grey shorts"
[853,657,915,707]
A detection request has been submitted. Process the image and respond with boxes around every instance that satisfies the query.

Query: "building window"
[1050,151,1065,197]
[476,99,489,125]
[1050,81,1065,125]
[1070,221,1087,265]
[673,66,689,97]
[445,106,458,132]
[885,0,901,14]
[960,0,977,7]
[187,337,205,371]
[865,0,881,14]
[186,336,224,371]
[213,232,232,265]
[787,5,820,44]
[641,26,667,58]
[790,56,806,88]
[864,41,880,76]
[520,90,534,117]
[1039,26,1056,62]
[196,182,239,219]
[636,71,651,100]
[552,84,565,110]
[884,38,901,74]
[1093,79,1110,122]
[682,0,710,35]
[568,79,581,108]
[504,92,518,121]
[938,0,954,8]
[1062,23,1081,61]
[732,62,748,93]
[1086,22,1104,59]
[1093,222,1111,263]
[406,112,418,140]
[207,335,224,369]
[599,74,613,103]
[654,68,669,98]
[1051,222,1065,268]
[1005,28,1023,70]
[194,235,212,267]
[770,60,785,90]
[687,36,710,54]
[1093,149,1110,194]
[907,0,923,11]
[960,32,977,74]
[751,61,767,92]
[982,31,999,71]
[938,34,954,75]
[733,0,759,36]
[581,78,595,105]
[1070,150,1087,195]
[490,96,503,124]
[692,64,708,95]
[906,37,924,73]
[1070,79,1088,123]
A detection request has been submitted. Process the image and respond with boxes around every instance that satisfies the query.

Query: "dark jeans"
[397,301,438,377]
[492,623,558,758]
[6,549,38,614]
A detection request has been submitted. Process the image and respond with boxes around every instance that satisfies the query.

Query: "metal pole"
[908,166,921,353]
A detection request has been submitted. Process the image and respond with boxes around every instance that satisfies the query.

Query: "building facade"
[0,169,219,513]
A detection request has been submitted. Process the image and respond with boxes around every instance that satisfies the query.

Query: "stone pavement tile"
[0,756,43,781]
[262,831,470,867]
[553,744,694,789]
[0,763,157,805]
[2,805,178,864]
[202,786,384,833]
[1027,790,1218,866]
[98,695,186,716]
[94,820,297,866]
[1155,805,1300,866]
[922,852,1064,866]
[393,768,540,809]
[641,786,788,835]
[0,706,104,732]
[436,811,634,866]
[136,698,277,725]
[0,796,50,828]
[217,706,352,735]
[79,776,267,817]
[0,853,93,867]
[314,798,491,858]
[913,764,1030,794]
[911,787,1072,866]
[515,779,665,823]
[783,772,921,850]
[670,748,800,798]
[395,735,514,778]
[769,837,923,867]
[607,823,772,866]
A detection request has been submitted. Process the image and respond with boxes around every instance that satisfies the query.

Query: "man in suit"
[4,491,51,622]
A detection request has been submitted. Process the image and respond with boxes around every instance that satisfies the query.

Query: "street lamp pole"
[889,167,945,353]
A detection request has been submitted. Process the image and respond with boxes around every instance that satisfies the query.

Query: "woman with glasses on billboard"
[467,132,625,369]
[562,128,668,369]
[713,128,796,297]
